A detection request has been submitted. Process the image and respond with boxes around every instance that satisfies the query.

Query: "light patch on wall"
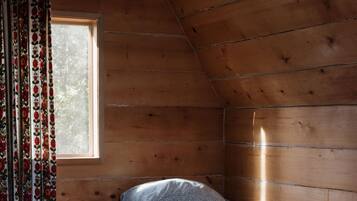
[252,112,267,201]
[260,127,267,201]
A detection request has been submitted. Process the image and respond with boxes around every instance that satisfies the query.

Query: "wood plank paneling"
[105,107,223,142]
[101,0,182,34]
[226,106,357,148]
[182,0,357,47]
[213,65,357,107]
[106,70,222,107]
[52,0,100,12]
[226,145,357,192]
[225,109,254,143]
[199,20,357,78]
[57,175,224,201]
[59,141,224,178]
[169,0,357,200]
[329,190,357,201]
[104,33,200,72]
[225,177,328,201]
[226,177,357,201]
[170,0,235,17]
[54,1,225,201]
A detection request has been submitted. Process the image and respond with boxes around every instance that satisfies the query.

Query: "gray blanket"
[121,179,226,201]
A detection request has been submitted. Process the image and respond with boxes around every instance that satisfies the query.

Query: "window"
[52,16,99,159]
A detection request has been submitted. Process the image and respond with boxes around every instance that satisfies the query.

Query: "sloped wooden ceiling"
[170,1,357,201]
[170,0,357,107]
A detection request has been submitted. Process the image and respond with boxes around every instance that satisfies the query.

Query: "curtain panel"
[0,0,56,200]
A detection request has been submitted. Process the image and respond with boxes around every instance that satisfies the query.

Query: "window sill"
[57,157,101,166]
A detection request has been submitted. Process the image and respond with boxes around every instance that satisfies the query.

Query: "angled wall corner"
[169,0,357,200]
[53,0,225,200]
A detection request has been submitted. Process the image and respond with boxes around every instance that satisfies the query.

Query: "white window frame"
[52,12,101,163]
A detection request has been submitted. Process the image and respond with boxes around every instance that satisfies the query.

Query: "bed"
[120,178,226,201]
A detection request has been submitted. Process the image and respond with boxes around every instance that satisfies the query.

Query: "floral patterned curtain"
[0,0,56,200]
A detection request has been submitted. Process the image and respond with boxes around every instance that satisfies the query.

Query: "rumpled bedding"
[121,178,226,201]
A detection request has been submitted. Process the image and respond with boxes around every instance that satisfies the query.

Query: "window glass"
[52,23,90,155]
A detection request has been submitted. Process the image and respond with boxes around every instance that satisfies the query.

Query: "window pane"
[52,24,90,155]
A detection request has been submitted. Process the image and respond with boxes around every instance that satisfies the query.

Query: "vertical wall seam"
[164,0,224,107]
[222,107,227,195]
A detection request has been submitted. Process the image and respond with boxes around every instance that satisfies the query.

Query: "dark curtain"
[0,0,56,200]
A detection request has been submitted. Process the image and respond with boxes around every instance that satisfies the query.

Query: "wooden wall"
[52,0,357,200]
[52,0,224,200]
[170,0,357,201]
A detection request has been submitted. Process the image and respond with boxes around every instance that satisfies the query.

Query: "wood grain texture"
[104,33,200,72]
[225,109,254,143]
[57,175,224,201]
[54,0,182,34]
[105,106,223,142]
[100,0,182,34]
[226,145,357,192]
[225,177,328,201]
[226,177,357,201]
[199,20,357,78]
[53,0,226,200]
[106,70,222,107]
[170,0,357,200]
[226,106,357,148]
[52,0,100,12]
[170,0,235,17]
[181,0,357,47]
[213,65,357,107]
[59,141,224,178]
[329,190,357,201]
